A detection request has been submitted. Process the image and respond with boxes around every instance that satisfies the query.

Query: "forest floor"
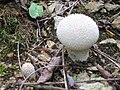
[0,0,120,90]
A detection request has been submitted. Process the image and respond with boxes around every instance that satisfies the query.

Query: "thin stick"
[68,0,78,15]
[9,78,120,90]
[19,63,64,90]
[14,78,120,86]
[92,45,120,69]
[39,0,78,22]
[76,78,120,83]
[27,85,66,90]
[36,19,41,42]
[17,41,25,79]
[36,28,39,42]
[79,0,86,7]
[62,46,70,90]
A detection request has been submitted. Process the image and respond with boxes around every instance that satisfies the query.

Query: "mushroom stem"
[67,49,89,61]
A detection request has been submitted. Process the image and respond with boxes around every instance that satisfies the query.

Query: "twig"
[92,45,120,69]
[10,78,120,90]
[15,78,120,86]
[79,0,86,7]
[26,52,39,62]
[17,41,25,79]
[36,19,41,42]
[110,12,120,21]
[15,82,64,86]
[37,56,62,83]
[62,46,70,90]
[19,83,67,90]
[28,38,48,52]
[19,62,63,90]
[53,0,78,17]
[26,85,67,90]
[68,0,78,15]
[39,0,78,22]
[36,28,39,42]
[76,78,120,83]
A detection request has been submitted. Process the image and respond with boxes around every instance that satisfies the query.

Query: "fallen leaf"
[39,48,57,55]
[46,40,55,48]
[37,51,51,62]
[48,2,56,13]
[116,40,120,49]
[37,68,52,83]
[42,29,48,37]
[105,3,120,11]
[99,38,116,44]
[37,56,62,83]
[7,52,14,58]
[85,2,104,12]
[112,16,120,29]
[40,1,48,10]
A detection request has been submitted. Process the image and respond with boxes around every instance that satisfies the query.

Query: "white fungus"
[21,63,36,79]
[56,14,99,61]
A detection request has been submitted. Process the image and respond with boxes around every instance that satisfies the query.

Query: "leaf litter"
[0,0,120,90]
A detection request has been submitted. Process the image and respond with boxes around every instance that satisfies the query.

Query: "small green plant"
[73,74,77,81]
[29,2,44,19]
[0,65,6,76]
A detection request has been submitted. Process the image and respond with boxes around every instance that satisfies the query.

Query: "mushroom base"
[67,49,89,62]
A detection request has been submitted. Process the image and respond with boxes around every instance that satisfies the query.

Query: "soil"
[0,0,120,90]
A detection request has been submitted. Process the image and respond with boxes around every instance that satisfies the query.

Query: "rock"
[112,16,120,29]
[85,2,104,12]
[105,3,120,11]
[79,81,113,90]
[77,73,113,90]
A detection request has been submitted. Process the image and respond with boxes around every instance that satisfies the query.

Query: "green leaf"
[73,74,77,80]
[29,2,43,19]
[0,65,6,76]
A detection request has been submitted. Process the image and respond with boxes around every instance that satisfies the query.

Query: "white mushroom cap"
[56,14,99,61]
[21,63,36,79]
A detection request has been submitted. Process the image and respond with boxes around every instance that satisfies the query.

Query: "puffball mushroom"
[56,14,99,61]
[21,63,36,79]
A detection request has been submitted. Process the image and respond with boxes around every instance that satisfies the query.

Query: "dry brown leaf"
[37,51,51,62]
[46,40,55,48]
[112,16,120,29]
[37,56,62,83]
[85,2,104,12]
[7,52,14,58]
[39,48,57,55]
